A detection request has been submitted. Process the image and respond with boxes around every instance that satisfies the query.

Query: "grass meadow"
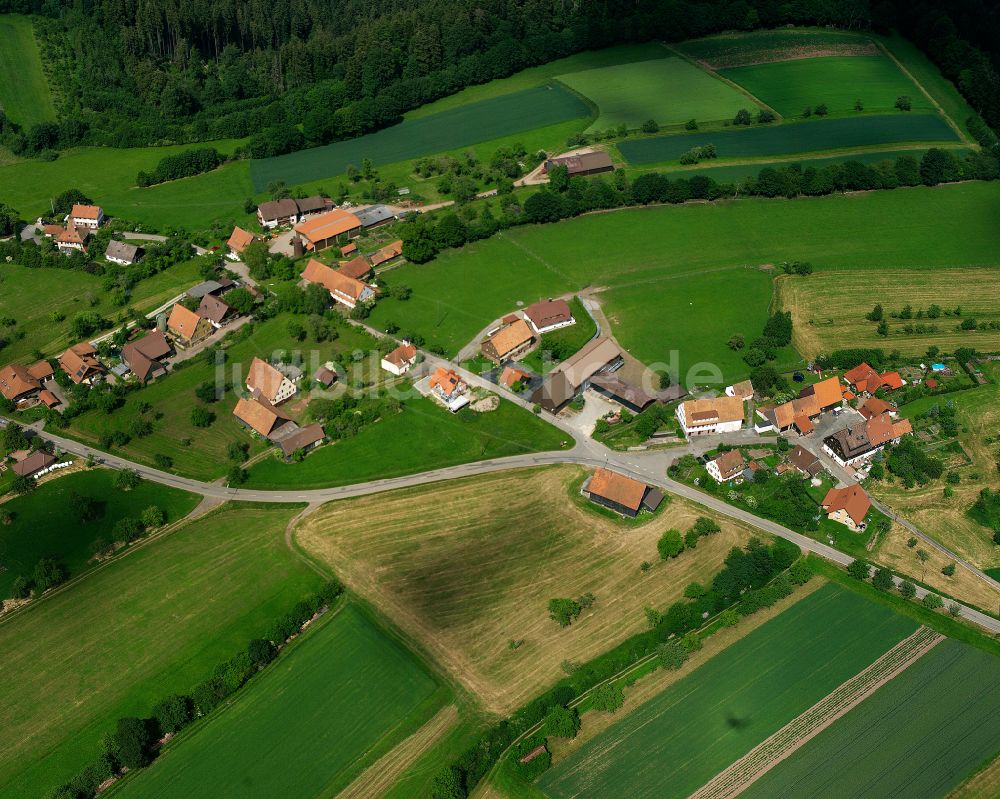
[557,56,755,131]
[618,114,957,164]
[720,55,929,116]
[0,468,198,597]
[112,603,448,799]
[538,582,916,799]
[0,15,56,127]
[250,85,590,191]
[739,638,1000,799]
[369,182,1000,382]
[0,504,323,799]
[675,29,881,69]
[296,465,757,714]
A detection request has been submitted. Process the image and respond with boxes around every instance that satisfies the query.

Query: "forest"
[0,0,996,160]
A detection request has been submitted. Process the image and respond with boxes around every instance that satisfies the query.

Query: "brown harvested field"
[776,268,1000,359]
[877,522,1000,611]
[295,465,755,714]
[949,754,1000,799]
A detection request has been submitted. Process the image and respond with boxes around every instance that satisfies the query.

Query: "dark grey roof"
[105,240,141,262]
[355,205,396,227]
[187,280,223,299]
[257,198,299,221]
[295,196,329,214]
[279,424,325,457]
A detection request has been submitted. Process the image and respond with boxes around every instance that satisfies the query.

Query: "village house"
[278,424,326,459]
[755,376,843,434]
[338,255,374,281]
[186,277,235,300]
[584,468,663,518]
[0,362,48,405]
[531,337,623,413]
[69,204,104,229]
[246,357,298,405]
[166,303,213,348]
[544,151,614,177]
[314,366,338,388]
[294,209,362,251]
[429,367,469,412]
[499,366,532,390]
[55,226,89,253]
[227,226,256,258]
[822,413,913,467]
[676,396,745,437]
[844,362,905,395]
[381,343,418,376]
[197,294,235,329]
[104,240,142,266]
[369,240,404,268]
[858,397,898,420]
[726,380,755,402]
[233,392,292,439]
[522,298,575,334]
[821,484,872,531]
[301,258,377,309]
[59,342,104,385]
[12,450,60,479]
[121,331,172,383]
[787,445,823,478]
[256,196,331,229]
[706,449,747,483]
[482,319,535,363]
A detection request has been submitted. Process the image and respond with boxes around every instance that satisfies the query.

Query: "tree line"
[136,147,226,187]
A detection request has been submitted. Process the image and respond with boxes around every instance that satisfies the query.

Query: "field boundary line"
[660,43,781,122]
[686,625,944,799]
[875,40,972,146]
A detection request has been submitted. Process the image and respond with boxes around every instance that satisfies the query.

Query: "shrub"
[548,598,582,627]
[151,694,193,734]
[898,580,917,599]
[847,559,870,580]
[191,406,216,427]
[590,682,625,713]
[872,567,894,591]
[657,529,684,560]
[657,640,689,670]
[115,469,141,491]
[544,705,579,739]
[140,505,165,528]
[922,592,944,610]
[112,716,154,769]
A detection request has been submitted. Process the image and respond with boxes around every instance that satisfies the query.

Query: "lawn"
[720,55,929,116]
[538,582,917,799]
[244,394,566,489]
[295,465,757,714]
[249,85,590,191]
[618,114,957,164]
[557,56,755,131]
[0,503,323,799]
[740,638,1000,799]
[369,182,1000,383]
[0,467,198,597]
[675,28,881,69]
[112,603,448,799]
[0,15,56,127]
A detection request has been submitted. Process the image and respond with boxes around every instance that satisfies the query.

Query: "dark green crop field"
[538,583,916,799]
[740,638,1000,799]
[618,114,957,164]
[250,84,590,190]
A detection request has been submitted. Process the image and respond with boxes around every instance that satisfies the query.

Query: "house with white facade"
[676,396,745,437]
[381,342,418,376]
[69,204,104,229]
[301,258,377,309]
[429,366,469,412]
[246,357,297,405]
[706,449,747,483]
[522,298,576,334]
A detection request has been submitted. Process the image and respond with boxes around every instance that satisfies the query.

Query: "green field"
[0,15,56,127]
[250,85,590,191]
[0,468,198,597]
[618,114,957,164]
[557,56,755,131]
[538,582,916,799]
[675,29,880,69]
[113,603,446,799]
[369,182,1000,382]
[0,504,323,799]
[720,56,929,116]
[244,394,566,489]
[740,638,1000,799]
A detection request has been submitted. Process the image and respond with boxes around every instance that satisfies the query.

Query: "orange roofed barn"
[482,319,534,362]
[585,468,663,518]
[294,209,362,251]
[301,258,376,309]
[233,393,292,438]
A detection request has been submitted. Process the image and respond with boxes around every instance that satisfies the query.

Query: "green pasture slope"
[250,85,590,191]
[113,603,446,799]
[720,56,929,116]
[741,638,1000,799]
[618,114,957,164]
[0,468,198,597]
[675,28,875,68]
[0,15,56,126]
[368,182,1000,382]
[0,504,323,799]
[557,56,754,131]
[538,582,916,799]
[244,395,565,489]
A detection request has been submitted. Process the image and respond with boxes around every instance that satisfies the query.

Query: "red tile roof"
[822,485,871,527]
[587,468,648,511]
[294,209,362,245]
[227,226,256,253]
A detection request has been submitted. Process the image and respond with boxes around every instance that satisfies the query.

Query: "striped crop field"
[676,29,880,69]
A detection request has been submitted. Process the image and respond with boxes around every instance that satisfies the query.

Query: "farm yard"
[0,15,55,127]
[556,56,756,131]
[617,114,957,164]
[295,465,756,713]
[112,603,451,799]
[738,638,1000,799]
[0,504,323,799]
[538,583,918,799]
[777,267,1000,358]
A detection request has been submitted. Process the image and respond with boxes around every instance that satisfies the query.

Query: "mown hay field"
[295,465,756,714]
[676,29,880,69]
[740,638,1000,799]
[776,267,1000,359]
[0,504,323,799]
[720,55,929,116]
[113,603,448,799]
[250,84,590,190]
[557,56,754,131]
[0,15,56,126]
[618,114,957,164]
[538,583,916,799]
